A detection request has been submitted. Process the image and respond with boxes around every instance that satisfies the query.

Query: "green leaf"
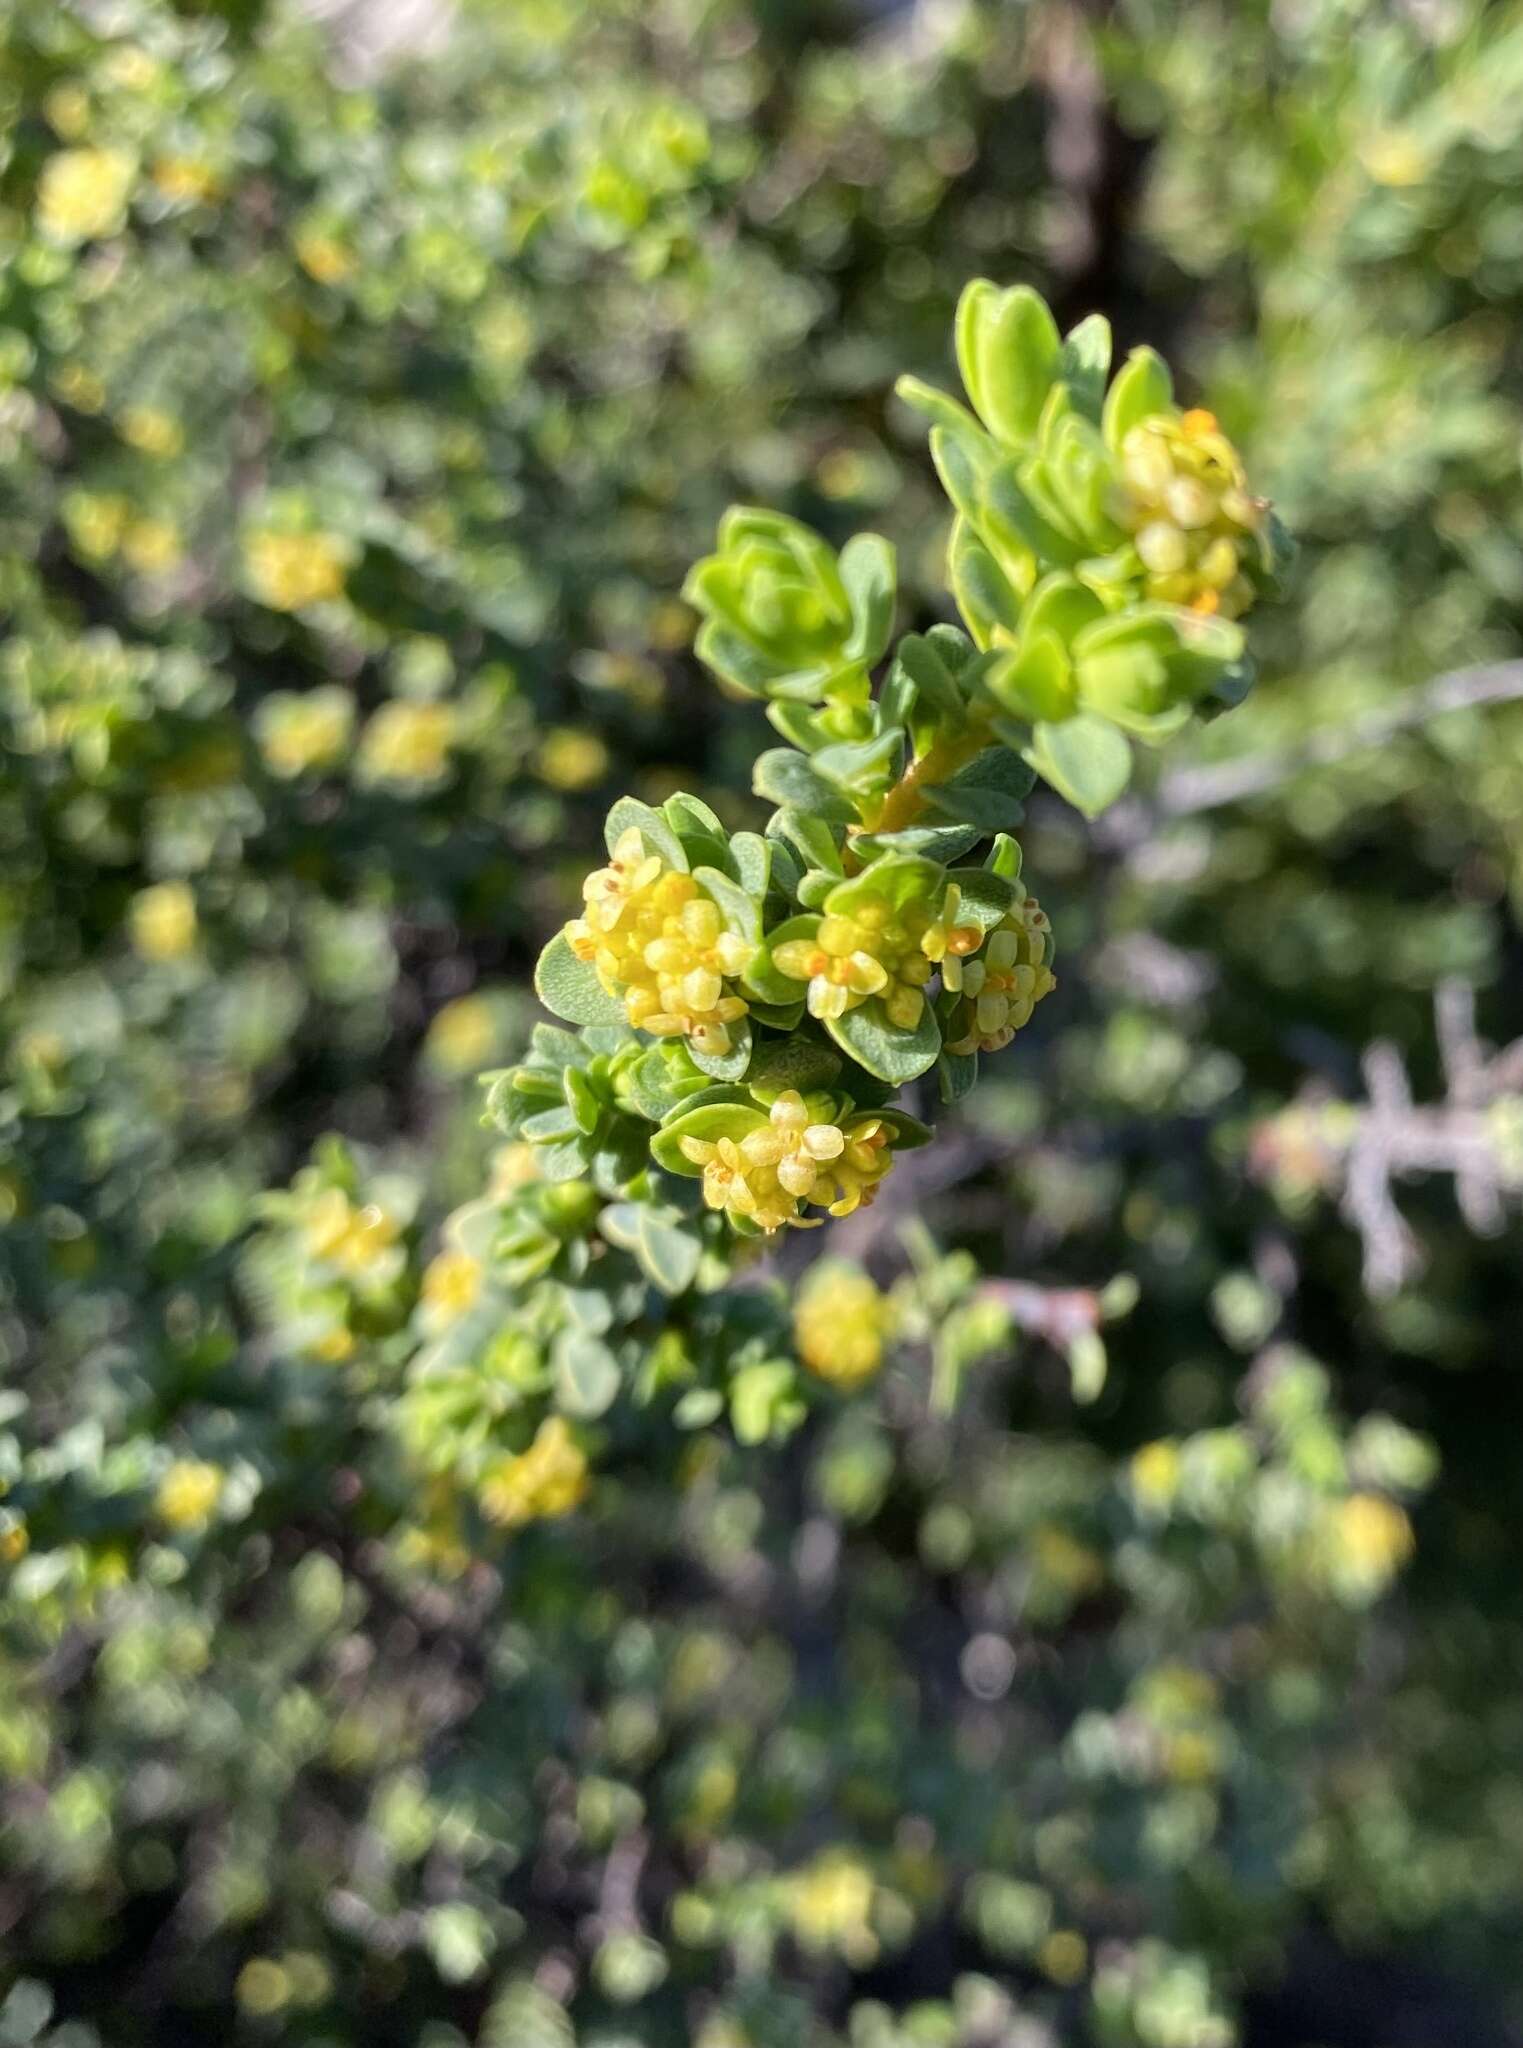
[850,822,982,864]
[840,532,897,665]
[729,830,771,901]
[938,1049,979,1103]
[985,832,1022,881]
[1101,345,1173,451]
[923,746,1035,831]
[946,865,1017,933]
[753,748,854,818]
[975,283,1062,445]
[811,729,904,803]
[768,807,844,879]
[604,795,687,871]
[693,865,761,945]
[599,1203,702,1295]
[1025,714,1132,817]
[894,372,984,438]
[948,519,1025,647]
[553,1330,621,1418]
[746,1035,843,1093]
[827,852,945,917]
[1060,312,1112,421]
[894,633,966,720]
[744,912,819,1005]
[535,933,627,1028]
[651,1100,764,1175]
[826,997,941,1083]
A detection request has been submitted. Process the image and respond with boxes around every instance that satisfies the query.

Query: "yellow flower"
[235,1959,289,2018]
[1130,1439,1182,1515]
[63,490,129,557]
[117,406,184,458]
[307,1325,356,1365]
[244,530,348,612]
[294,229,355,285]
[37,147,134,243]
[1037,1930,1088,1986]
[794,1260,890,1388]
[420,1249,482,1326]
[156,1460,223,1530]
[479,1416,589,1527]
[537,726,610,792]
[789,1853,877,1963]
[772,882,973,1031]
[121,517,182,575]
[679,1092,896,1234]
[1324,1491,1414,1599]
[151,156,223,206]
[304,1189,401,1275]
[426,994,499,1072]
[358,700,455,789]
[51,363,107,415]
[130,881,197,961]
[943,894,1055,1056]
[0,1513,28,1564]
[566,827,752,1057]
[255,687,355,778]
[1115,408,1271,620]
[490,1142,541,1196]
[43,86,91,140]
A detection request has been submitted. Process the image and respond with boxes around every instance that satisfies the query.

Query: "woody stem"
[844,715,992,868]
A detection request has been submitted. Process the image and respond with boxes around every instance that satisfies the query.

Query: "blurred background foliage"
[3,0,1523,2042]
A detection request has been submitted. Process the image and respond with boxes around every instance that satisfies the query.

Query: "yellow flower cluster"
[256,687,355,778]
[156,1460,224,1530]
[793,1260,890,1388]
[244,530,349,612]
[118,406,184,458]
[679,1091,895,1233]
[130,881,198,962]
[566,828,752,1056]
[479,1416,589,1527]
[358,701,455,788]
[37,147,135,244]
[1323,1490,1414,1600]
[537,726,610,791]
[1116,408,1269,619]
[774,883,981,1029]
[788,1852,878,1964]
[943,894,1055,1055]
[305,1189,402,1275]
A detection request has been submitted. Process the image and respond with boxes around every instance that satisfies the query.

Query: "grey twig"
[1256,982,1522,1296]
[1156,660,1523,817]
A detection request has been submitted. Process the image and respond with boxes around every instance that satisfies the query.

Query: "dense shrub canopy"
[3,2,1523,2044]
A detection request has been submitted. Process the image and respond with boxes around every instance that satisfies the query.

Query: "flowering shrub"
[6,1,1523,2044]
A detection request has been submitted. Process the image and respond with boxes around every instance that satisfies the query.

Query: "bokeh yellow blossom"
[794,1260,890,1388]
[156,1460,223,1530]
[479,1416,589,1527]
[255,687,355,779]
[244,530,349,612]
[358,701,455,789]
[130,881,197,961]
[37,147,134,243]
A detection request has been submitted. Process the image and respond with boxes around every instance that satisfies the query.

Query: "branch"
[1156,660,1523,817]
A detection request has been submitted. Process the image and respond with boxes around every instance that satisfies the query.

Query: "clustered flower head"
[566,827,752,1056]
[1115,408,1272,620]
[479,1416,589,1527]
[774,880,981,1029]
[675,1089,896,1233]
[944,893,1056,1055]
